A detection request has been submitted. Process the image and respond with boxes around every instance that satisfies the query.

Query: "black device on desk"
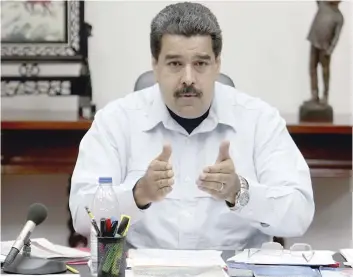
[2,203,67,275]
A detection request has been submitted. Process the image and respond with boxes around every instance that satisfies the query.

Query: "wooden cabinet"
[1,111,91,175]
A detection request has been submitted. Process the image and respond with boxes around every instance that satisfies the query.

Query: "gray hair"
[150,2,222,60]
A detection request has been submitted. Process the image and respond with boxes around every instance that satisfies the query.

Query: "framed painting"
[1,0,85,61]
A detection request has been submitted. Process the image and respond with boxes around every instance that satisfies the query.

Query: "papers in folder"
[128,249,227,277]
[320,268,353,277]
[227,249,337,266]
[0,238,90,261]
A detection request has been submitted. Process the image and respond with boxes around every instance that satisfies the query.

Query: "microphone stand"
[2,239,67,274]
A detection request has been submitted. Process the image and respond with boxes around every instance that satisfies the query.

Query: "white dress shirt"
[69,82,315,250]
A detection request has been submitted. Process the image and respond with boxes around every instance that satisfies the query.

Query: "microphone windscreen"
[26,203,48,225]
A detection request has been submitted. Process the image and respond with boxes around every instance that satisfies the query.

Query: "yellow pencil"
[66,265,79,274]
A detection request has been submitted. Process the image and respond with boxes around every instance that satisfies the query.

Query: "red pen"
[105,218,112,236]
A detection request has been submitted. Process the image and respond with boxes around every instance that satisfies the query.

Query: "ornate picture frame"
[1,0,85,61]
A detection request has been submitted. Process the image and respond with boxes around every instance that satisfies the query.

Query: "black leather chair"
[134,70,235,91]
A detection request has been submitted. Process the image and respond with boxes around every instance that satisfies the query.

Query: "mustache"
[174,85,203,98]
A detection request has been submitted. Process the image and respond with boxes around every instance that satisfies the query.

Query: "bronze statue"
[300,0,344,122]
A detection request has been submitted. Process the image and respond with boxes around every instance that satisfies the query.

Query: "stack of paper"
[320,267,353,277]
[227,249,337,266]
[128,249,227,277]
[1,238,90,262]
[339,248,353,267]
[227,262,321,277]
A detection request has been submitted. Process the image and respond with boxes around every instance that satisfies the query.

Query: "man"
[307,0,344,105]
[70,2,314,250]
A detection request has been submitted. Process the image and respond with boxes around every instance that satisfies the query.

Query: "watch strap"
[231,175,250,210]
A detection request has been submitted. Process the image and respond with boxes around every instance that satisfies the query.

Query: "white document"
[0,238,90,260]
[128,249,226,277]
[340,249,353,263]
[227,249,337,266]
[132,267,228,277]
[125,270,229,277]
[128,249,225,267]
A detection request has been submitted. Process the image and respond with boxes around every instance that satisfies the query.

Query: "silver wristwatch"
[231,175,250,210]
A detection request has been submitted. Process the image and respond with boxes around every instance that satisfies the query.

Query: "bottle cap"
[98,177,113,184]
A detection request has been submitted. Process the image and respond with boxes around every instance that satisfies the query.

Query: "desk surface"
[0,251,347,277]
[71,251,347,277]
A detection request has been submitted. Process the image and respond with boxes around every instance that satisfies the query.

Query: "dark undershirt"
[167,107,209,134]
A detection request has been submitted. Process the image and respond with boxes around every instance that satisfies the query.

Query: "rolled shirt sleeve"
[234,108,315,237]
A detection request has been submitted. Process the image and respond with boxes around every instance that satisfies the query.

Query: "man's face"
[152,34,221,119]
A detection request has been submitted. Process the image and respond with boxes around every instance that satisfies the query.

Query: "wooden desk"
[1,111,352,177]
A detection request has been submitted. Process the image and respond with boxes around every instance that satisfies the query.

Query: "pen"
[66,265,79,274]
[105,218,112,236]
[84,206,101,236]
[115,215,131,237]
[111,220,118,235]
[100,218,106,237]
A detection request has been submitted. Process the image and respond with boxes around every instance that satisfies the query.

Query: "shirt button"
[261,222,270,227]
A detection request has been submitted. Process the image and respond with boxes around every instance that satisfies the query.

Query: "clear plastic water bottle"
[90,177,120,276]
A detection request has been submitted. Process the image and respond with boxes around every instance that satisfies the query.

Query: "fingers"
[143,149,175,202]
[197,180,224,192]
[149,160,174,180]
[204,163,233,174]
[138,146,175,203]
[149,160,172,171]
[156,178,174,189]
[152,170,174,181]
[156,144,172,162]
[199,172,229,183]
[152,186,173,201]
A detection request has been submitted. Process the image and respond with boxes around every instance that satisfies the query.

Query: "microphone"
[4,203,48,267]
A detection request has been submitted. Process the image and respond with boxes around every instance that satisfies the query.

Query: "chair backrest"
[133,70,235,91]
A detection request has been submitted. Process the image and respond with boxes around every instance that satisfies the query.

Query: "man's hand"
[197,140,240,204]
[133,144,174,207]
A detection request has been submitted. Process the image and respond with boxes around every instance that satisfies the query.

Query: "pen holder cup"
[97,236,127,277]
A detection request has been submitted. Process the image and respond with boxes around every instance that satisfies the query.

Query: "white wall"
[1,1,352,249]
[86,1,352,114]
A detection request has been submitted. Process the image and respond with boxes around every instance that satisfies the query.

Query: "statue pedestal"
[299,100,333,122]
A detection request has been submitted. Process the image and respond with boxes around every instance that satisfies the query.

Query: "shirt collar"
[142,82,238,132]
[209,82,238,130]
